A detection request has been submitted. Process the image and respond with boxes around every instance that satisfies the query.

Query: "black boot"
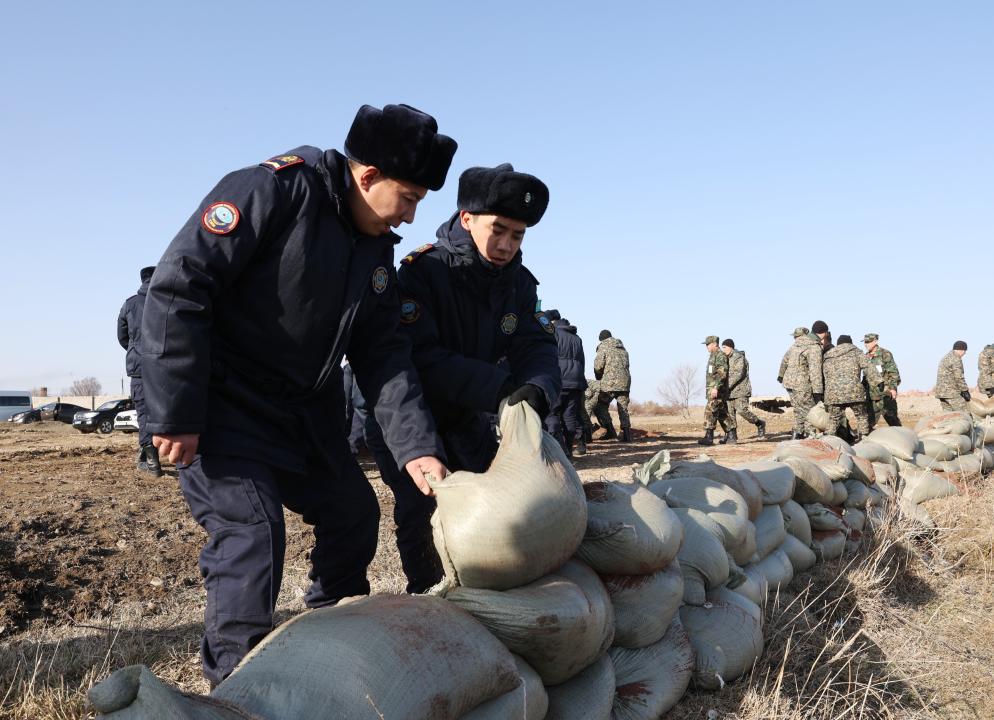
[791,430,806,440]
[719,429,738,445]
[697,429,715,446]
[619,428,631,442]
[575,435,587,456]
[136,446,148,472]
[143,445,164,478]
[583,427,593,444]
[602,427,618,441]
[755,420,766,439]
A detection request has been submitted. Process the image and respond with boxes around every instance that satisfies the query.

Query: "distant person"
[863,333,902,427]
[592,330,632,442]
[978,343,994,398]
[812,320,830,352]
[935,341,970,411]
[822,335,879,443]
[545,314,587,456]
[778,327,823,439]
[581,378,598,442]
[721,339,765,440]
[116,266,161,477]
[698,335,733,446]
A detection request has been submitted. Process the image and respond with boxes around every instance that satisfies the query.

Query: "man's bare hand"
[889,388,898,400]
[153,433,200,466]
[405,456,448,497]
[709,387,718,400]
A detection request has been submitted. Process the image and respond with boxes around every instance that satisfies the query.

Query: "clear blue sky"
[2,2,992,401]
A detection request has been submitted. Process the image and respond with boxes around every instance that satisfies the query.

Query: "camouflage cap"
[792,327,809,337]
[863,333,878,342]
[702,335,719,345]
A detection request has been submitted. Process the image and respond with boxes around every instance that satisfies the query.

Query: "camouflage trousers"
[704,395,735,432]
[827,402,871,438]
[939,396,967,412]
[593,391,631,434]
[788,388,816,436]
[728,396,762,426]
[868,395,901,428]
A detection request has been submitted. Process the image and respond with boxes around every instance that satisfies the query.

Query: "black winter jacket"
[555,324,587,391]
[117,270,152,378]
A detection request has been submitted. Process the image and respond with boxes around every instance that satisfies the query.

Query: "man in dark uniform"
[141,104,456,686]
[117,266,162,476]
[367,163,560,594]
[545,313,588,456]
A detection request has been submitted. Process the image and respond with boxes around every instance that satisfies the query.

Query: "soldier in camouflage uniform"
[779,327,824,439]
[863,333,902,426]
[978,344,994,398]
[721,339,765,440]
[593,330,632,441]
[580,378,597,441]
[822,335,880,442]
[934,341,970,411]
[698,335,734,445]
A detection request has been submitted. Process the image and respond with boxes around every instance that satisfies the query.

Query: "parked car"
[8,408,42,424]
[114,409,139,433]
[73,399,134,434]
[37,401,90,423]
[0,391,32,421]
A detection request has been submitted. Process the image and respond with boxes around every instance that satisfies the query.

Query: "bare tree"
[657,364,702,418]
[68,376,102,396]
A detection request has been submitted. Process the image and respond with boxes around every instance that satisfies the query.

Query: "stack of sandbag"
[912,412,983,475]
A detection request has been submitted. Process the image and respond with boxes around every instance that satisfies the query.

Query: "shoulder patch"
[500,313,518,335]
[260,154,305,172]
[202,202,240,235]
[534,312,555,335]
[400,243,435,265]
[400,298,421,324]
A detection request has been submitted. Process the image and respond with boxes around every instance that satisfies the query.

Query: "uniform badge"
[260,155,304,172]
[534,312,555,335]
[500,313,518,335]
[202,202,240,235]
[401,243,435,265]
[371,267,389,294]
[400,298,421,324]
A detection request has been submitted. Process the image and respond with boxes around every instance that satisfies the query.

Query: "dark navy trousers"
[179,452,379,686]
[545,388,583,448]
[130,377,151,448]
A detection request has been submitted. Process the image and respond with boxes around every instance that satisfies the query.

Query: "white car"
[114,410,139,433]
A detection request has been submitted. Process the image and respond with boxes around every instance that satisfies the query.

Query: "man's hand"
[777,376,783,384]
[888,388,898,400]
[961,390,972,402]
[709,387,718,400]
[506,384,548,417]
[813,393,824,404]
[153,433,199,466]
[405,456,448,497]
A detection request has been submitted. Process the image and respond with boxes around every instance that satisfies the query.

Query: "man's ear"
[358,165,383,192]
[459,210,474,231]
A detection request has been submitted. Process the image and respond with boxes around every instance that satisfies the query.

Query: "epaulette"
[400,243,436,265]
[259,154,305,172]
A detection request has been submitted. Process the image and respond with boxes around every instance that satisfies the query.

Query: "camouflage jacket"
[584,378,601,402]
[866,346,901,397]
[934,350,968,398]
[704,349,729,394]
[593,337,631,392]
[979,344,994,391]
[781,336,824,394]
[727,350,752,399]
[823,344,880,405]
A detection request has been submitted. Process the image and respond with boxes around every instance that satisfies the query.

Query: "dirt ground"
[1,400,992,718]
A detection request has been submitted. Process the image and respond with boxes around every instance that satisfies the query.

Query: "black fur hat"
[457,163,549,226]
[838,334,853,344]
[811,320,829,334]
[345,104,457,191]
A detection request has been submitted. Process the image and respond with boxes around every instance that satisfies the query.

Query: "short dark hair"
[721,339,735,349]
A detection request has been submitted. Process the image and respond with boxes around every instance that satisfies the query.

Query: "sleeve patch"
[534,312,555,334]
[400,243,435,265]
[202,202,240,235]
[400,298,421,324]
[260,154,305,172]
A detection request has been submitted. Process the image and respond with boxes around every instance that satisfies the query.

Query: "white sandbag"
[844,508,866,533]
[849,456,876,486]
[672,508,729,605]
[872,462,897,490]
[920,438,960,461]
[844,479,878,509]
[853,440,893,464]
[544,653,615,720]
[431,403,587,590]
[781,499,812,545]
[576,480,683,576]
[211,595,526,720]
[968,395,994,418]
[804,503,847,532]
[975,417,994,445]
[807,402,833,432]
[753,547,795,591]
[88,665,244,720]
[926,434,973,455]
[661,455,764,520]
[868,427,921,461]
[811,530,846,561]
[898,496,936,529]
[779,534,817,573]
[773,439,854,480]
[736,460,795,505]
[867,484,890,505]
[601,562,683,649]
[783,456,835,504]
[914,454,982,477]
[915,411,974,438]
[609,617,694,719]
[978,447,994,474]
[831,481,848,506]
[445,559,615,685]
[707,585,764,628]
[503,656,548,720]
[733,564,769,607]
[819,435,856,455]
[680,599,764,690]
[753,504,787,559]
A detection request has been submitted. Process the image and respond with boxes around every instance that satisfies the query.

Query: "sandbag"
[781,499,812,545]
[915,454,982,477]
[978,447,994,474]
[576,480,683,576]
[662,456,764,520]
[753,504,787,559]
[736,460,795,505]
[853,440,893,465]
[868,427,921,460]
[807,402,833,432]
[898,496,936,529]
[804,503,847,532]
[844,479,877,509]
[920,438,960,461]
[819,435,856,455]
[844,508,866,533]
[210,595,526,720]
[672,508,730,605]
[609,618,694,719]
[867,484,890,505]
[753,547,794,591]
[89,665,244,719]
[707,584,764,627]
[872,462,897,490]
[431,403,587,590]
[926,434,973,455]
[783,456,834,504]
[915,411,974,438]
[975,418,994,445]
[849,456,876,486]
[811,530,846,561]
[773,439,854,480]
[601,562,683,649]
[831,481,848,506]
[503,657,548,720]
[968,395,994,418]
[733,564,769,607]
[680,599,764,690]
[779,534,816,573]
[445,559,615,685]
[544,653,615,720]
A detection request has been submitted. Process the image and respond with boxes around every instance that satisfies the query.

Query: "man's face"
[356,167,427,235]
[721,345,732,356]
[956,349,967,358]
[460,212,526,268]
[706,342,718,353]
[865,340,878,353]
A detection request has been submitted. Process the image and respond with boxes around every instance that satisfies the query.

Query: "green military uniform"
[979,344,994,398]
[702,335,734,433]
[935,348,969,412]
[780,327,823,437]
[864,333,902,427]
[727,347,764,432]
[580,378,598,439]
[592,335,631,439]
[823,340,880,440]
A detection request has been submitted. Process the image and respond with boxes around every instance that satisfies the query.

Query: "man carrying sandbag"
[141,104,456,686]
[935,341,971,411]
[721,338,766,440]
[822,335,880,444]
[863,332,902,427]
[369,163,560,593]
[979,343,994,398]
[698,335,735,445]
[778,327,824,439]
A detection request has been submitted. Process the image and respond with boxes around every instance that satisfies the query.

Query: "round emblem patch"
[371,267,389,294]
[535,312,555,334]
[500,313,518,335]
[202,202,240,235]
[400,299,421,324]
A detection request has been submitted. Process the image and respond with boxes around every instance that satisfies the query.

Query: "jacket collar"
[318,150,403,246]
[434,212,521,300]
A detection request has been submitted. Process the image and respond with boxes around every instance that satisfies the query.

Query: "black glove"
[505,384,549,418]
[961,390,972,402]
[813,393,824,404]
[776,377,783,384]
